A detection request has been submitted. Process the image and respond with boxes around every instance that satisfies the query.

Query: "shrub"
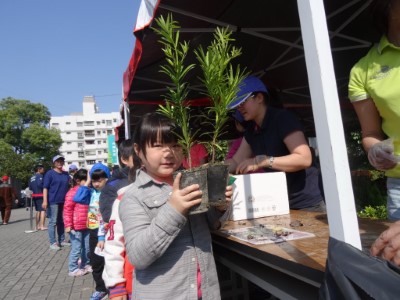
[357,205,387,220]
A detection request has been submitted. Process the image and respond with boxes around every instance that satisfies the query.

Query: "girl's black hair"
[133,112,178,159]
[370,0,393,35]
[73,169,88,186]
[128,151,141,183]
[118,139,134,167]
[91,169,108,181]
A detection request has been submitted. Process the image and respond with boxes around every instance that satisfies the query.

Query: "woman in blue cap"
[226,76,325,211]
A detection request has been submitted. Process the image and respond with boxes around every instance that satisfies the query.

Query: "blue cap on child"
[89,163,111,178]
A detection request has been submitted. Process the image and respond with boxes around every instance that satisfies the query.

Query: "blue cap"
[89,163,110,178]
[68,164,78,171]
[228,76,268,109]
[52,155,65,163]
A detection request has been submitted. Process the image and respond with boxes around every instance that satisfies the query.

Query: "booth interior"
[119,0,379,139]
[116,0,389,299]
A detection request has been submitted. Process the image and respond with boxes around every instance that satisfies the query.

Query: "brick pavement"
[0,207,97,300]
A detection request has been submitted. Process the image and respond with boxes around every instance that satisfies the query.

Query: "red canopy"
[122,0,377,136]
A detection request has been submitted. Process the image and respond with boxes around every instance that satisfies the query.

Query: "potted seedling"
[153,14,209,214]
[195,27,248,206]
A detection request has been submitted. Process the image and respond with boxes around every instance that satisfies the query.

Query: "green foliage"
[357,205,387,220]
[204,140,229,163]
[195,27,248,163]
[0,97,62,184]
[346,130,370,170]
[0,97,51,154]
[369,170,385,181]
[153,14,196,168]
[352,173,386,210]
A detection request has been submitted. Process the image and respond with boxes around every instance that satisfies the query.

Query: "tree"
[0,97,62,184]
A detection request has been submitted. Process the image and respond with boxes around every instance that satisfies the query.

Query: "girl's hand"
[215,185,233,212]
[236,158,259,174]
[168,172,203,215]
[65,227,71,233]
[97,240,105,250]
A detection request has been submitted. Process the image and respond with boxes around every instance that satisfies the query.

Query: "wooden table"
[212,210,390,300]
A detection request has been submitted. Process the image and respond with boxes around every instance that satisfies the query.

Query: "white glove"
[368,139,398,171]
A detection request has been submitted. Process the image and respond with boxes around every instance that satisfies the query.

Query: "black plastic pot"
[174,167,209,214]
[207,163,229,206]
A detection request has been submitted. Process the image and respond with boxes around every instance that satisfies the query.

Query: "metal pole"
[25,190,37,233]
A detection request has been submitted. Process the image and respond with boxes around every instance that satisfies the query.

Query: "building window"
[113,118,117,123]
[84,130,95,137]
[66,142,71,145]
[86,140,95,145]
[87,160,96,165]
[78,133,84,139]
[67,151,72,155]
[98,150,102,155]
[97,121,101,125]
[66,122,71,125]
[103,140,106,144]
[85,150,96,156]
[66,132,71,134]
[78,143,83,147]
[106,120,112,126]
[97,140,101,144]
[102,120,105,124]
[78,152,84,158]
[84,121,94,126]
[79,162,85,167]
[97,131,101,135]
[107,130,112,135]
[77,122,83,127]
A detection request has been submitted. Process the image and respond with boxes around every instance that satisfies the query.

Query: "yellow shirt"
[348,35,400,178]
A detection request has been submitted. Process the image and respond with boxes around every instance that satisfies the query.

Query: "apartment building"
[50,96,120,170]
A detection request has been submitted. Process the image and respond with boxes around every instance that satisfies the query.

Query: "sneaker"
[89,290,108,300]
[49,243,61,251]
[60,241,71,247]
[68,268,88,277]
[83,265,93,273]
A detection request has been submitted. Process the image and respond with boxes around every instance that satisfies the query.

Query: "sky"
[0,0,140,117]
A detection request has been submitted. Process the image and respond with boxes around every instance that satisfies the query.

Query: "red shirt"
[182,144,208,169]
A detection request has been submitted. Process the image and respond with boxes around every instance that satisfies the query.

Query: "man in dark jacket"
[0,175,17,225]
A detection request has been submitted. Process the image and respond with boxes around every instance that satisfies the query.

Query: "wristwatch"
[268,156,274,169]
[255,155,274,169]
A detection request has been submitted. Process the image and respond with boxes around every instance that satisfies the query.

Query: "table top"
[213,210,391,273]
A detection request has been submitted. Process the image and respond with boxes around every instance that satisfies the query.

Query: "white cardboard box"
[228,172,289,221]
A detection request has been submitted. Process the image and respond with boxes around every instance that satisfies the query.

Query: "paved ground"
[0,207,97,300]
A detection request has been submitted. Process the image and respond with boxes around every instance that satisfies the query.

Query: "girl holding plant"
[119,112,232,299]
